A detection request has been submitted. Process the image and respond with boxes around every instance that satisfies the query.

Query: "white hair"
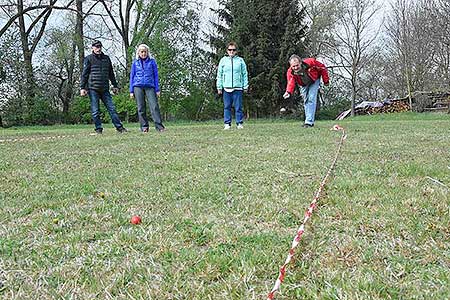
[135,44,152,59]
[289,54,301,63]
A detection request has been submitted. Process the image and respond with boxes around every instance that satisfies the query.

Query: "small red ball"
[130,215,142,225]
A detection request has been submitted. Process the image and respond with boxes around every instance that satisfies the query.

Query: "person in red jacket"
[283,55,329,127]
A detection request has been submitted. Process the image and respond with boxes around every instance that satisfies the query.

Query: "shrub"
[113,90,138,123]
[29,97,61,125]
[317,100,351,120]
[67,96,92,124]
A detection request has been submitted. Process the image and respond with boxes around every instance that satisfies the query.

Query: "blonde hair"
[135,44,150,59]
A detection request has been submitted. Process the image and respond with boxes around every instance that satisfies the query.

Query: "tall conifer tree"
[210,0,308,116]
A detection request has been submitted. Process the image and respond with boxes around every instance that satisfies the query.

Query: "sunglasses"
[227,48,237,52]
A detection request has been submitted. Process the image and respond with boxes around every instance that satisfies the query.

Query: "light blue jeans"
[300,79,321,125]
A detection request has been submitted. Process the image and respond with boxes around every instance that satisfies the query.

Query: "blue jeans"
[133,87,164,131]
[223,90,244,125]
[88,89,123,130]
[300,79,321,125]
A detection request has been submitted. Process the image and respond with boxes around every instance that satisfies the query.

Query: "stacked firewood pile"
[336,91,450,120]
[410,91,450,112]
[357,99,410,115]
[335,99,410,120]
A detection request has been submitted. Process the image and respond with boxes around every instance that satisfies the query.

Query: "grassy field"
[0,113,449,299]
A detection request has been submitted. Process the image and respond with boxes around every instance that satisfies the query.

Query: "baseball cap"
[92,40,102,47]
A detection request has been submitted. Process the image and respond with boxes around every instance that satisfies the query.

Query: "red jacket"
[285,58,329,94]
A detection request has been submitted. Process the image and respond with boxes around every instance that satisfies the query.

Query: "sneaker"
[157,128,166,133]
[224,124,231,130]
[94,128,103,134]
[301,123,314,128]
[237,123,244,129]
[117,127,128,133]
[142,128,149,133]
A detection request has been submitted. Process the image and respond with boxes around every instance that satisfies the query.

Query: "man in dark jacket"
[80,40,127,134]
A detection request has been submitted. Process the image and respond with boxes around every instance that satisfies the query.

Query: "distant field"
[1,113,449,299]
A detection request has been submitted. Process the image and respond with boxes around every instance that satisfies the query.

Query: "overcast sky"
[198,0,388,26]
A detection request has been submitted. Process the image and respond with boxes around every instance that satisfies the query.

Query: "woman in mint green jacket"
[216,42,249,130]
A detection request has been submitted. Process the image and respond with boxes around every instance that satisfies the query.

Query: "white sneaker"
[237,124,244,129]
[224,124,231,130]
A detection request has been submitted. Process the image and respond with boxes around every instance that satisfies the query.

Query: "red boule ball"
[130,215,142,225]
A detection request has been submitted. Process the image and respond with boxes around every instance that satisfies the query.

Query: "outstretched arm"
[285,68,296,94]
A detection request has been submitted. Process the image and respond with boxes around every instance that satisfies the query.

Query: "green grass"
[1,113,449,299]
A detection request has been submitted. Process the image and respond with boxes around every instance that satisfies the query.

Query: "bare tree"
[385,0,444,108]
[0,1,75,37]
[94,0,197,75]
[430,0,450,88]
[0,30,29,125]
[74,0,84,74]
[39,26,79,118]
[0,1,80,110]
[331,0,381,116]
[18,0,58,106]
[304,0,340,57]
[435,0,450,113]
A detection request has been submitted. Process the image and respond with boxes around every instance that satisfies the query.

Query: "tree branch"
[0,0,75,37]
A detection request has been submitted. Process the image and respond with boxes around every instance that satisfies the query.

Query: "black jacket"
[80,53,118,92]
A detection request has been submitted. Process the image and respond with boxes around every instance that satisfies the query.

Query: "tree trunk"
[17,0,55,115]
[18,0,36,109]
[63,42,77,120]
[23,50,36,108]
[351,72,357,117]
[62,77,73,118]
[75,0,84,75]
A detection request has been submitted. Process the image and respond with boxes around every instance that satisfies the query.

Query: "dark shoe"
[301,123,314,128]
[94,128,103,134]
[142,128,149,133]
[117,127,128,133]
[157,127,166,133]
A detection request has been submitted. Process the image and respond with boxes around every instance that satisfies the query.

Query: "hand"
[130,93,134,99]
[283,92,290,99]
[244,88,248,93]
[112,87,119,95]
[80,89,87,96]
[156,91,161,97]
[324,82,329,86]
[217,89,223,95]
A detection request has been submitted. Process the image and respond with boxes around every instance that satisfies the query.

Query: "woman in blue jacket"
[130,44,165,132]
[216,41,249,130]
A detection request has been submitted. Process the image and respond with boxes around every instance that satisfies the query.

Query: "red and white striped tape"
[267,124,347,300]
[0,134,77,143]
[0,132,107,143]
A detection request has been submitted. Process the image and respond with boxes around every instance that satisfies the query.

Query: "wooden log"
[423,107,449,111]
